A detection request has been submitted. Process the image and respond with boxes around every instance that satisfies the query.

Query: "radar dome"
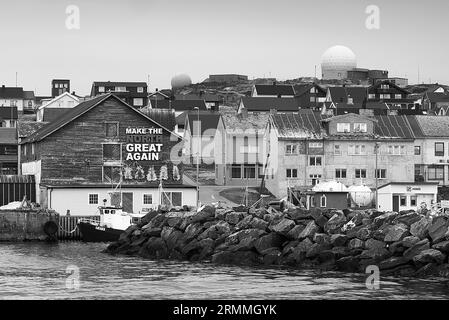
[321,45,357,80]
[171,74,192,89]
[348,185,373,207]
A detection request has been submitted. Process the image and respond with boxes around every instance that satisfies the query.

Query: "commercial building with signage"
[20,94,196,216]
[377,182,438,212]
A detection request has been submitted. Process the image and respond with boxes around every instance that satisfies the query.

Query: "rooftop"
[241,97,300,112]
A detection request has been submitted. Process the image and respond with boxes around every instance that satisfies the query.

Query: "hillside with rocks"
[105,205,449,278]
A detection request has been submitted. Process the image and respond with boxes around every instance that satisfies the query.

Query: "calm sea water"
[0,242,449,300]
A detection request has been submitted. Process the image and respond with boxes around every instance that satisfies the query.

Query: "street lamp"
[194,107,200,208]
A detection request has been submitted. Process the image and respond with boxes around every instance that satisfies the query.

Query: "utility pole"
[375,142,380,210]
[194,107,200,208]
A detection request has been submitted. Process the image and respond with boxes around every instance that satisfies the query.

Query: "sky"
[0,0,448,96]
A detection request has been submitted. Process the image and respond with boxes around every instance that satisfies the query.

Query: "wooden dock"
[57,215,100,241]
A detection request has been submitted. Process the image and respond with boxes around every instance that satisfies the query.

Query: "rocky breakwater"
[105,205,449,278]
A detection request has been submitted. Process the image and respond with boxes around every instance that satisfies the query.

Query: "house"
[408,115,449,186]
[183,111,221,164]
[90,81,148,108]
[294,83,327,109]
[0,86,25,112]
[325,86,367,105]
[0,108,18,174]
[367,80,415,109]
[214,112,269,187]
[23,91,36,113]
[377,182,438,212]
[422,92,449,114]
[19,94,196,215]
[148,90,170,101]
[52,79,70,98]
[148,99,207,116]
[264,112,416,198]
[251,83,295,98]
[321,101,391,116]
[174,93,221,111]
[36,92,80,122]
[238,97,300,113]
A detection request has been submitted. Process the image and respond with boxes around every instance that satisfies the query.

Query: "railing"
[58,215,100,241]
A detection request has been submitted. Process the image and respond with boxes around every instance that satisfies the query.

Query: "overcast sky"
[0,0,448,96]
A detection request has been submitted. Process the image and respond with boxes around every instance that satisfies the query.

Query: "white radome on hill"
[321,45,357,80]
[171,74,192,89]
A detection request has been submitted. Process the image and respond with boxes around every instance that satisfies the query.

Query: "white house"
[377,182,438,212]
[36,92,80,122]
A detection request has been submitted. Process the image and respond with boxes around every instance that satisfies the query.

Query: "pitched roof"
[92,81,147,87]
[174,93,220,102]
[42,108,70,122]
[23,91,35,100]
[0,107,18,120]
[241,97,300,112]
[138,108,177,131]
[221,112,270,133]
[270,111,327,139]
[328,86,367,104]
[186,111,221,135]
[0,87,24,99]
[425,93,449,103]
[410,115,449,137]
[21,94,180,144]
[374,115,415,139]
[38,92,79,110]
[294,84,326,97]
[254,84,295,96]
[17,121,49,139]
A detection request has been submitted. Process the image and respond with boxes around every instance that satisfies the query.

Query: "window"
[355,169,367,178]
[286,144,298,155]
[105,122,119,138]
[414,146,421,155]
[337,123,350,133]
[310,87,316,93]
[231,165,241,178]
[309,142,323,148]
[320,195,327,208]
[286,169,298,178]
[103,144,121,161]
[335,169,347,179]
[410,196,417,207]
[115,86,126,92]
[387,145,406,155]
[435,142,444,156]
[395,94,402,99]
[376,169,386,179]
[380,94,391,99]
[133,98,144,106]
[143,194,153,205]
[353,123,367,133]
[98,86,105,93]
[137,87,144,93]
[428,165,444,180]
[368,94,376,99]
[0,145,17,155]
[162,192,182,207]
[243,165,256,179]
[348,145,367,155]
[400,196,407,206]
[103,166,122,183]
[309,156,322,166]
[381,84,390,89]
[334,145,341,155]
[310,96,316,102]
[89,194,99,205]
[310,174,321,186]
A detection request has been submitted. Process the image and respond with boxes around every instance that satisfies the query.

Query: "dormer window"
[354,123,367,133]
[381,84,390,89]
[347,97,354,104]
[337,123,350,133]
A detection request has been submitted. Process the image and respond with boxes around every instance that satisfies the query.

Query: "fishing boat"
[77,206,145,242]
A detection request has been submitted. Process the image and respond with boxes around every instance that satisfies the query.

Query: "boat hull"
[78,222,124,242]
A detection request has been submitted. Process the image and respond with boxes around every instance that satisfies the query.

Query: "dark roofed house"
[238,97,300,113]
[149,99,207,114]
[90,81,148,108]
[0,85,26,112]
[252,83,295,98]
[422,92,449,114]
[294,83,327,109]
[326,86,368,104]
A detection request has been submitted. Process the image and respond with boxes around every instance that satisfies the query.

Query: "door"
[122,192,134,213]
[392,195,399,212]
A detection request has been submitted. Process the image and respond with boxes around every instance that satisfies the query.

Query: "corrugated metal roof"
[241,97,300,112]
[374,116,415,139]
[271,111,327,139]
[412,115,449,137]
[0,128,17,144]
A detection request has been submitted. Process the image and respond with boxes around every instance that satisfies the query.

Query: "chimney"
[1,85,5,89]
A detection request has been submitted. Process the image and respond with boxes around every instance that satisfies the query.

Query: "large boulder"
[228,228,266,251]
[313,233,331,245]
[372,212,398,228]
[235,215,253,230]
[250,217,269,231]
[403,239,430,260]
[388,241,406,255]
[262,248,282,266]
[384,224,409,243]
[142,227,162,238]
[286,207,311,220]
[330,234,348,247]
[360,247,391,261]
[298,221,319,240]
[365,238,386,250]
[140,237,168,259]
[348,238,364,250]
[226,211,244,225]
[324,211,347,234]
[336,256,360,272]
[355,227,371,241]
[269,218,296,236]
[286,225,306,240]
[306,243,331,259]
[184,223,204,241]
[402,236,420,248]
[254,233,285,254]
[432,240,449,253]
[413,249,446,266]
[410,217,430,239]
[394,211,422,226]
[428,216,449,243]
[310,208,328,228]
[379,256,410,270]
[189,205,216,223]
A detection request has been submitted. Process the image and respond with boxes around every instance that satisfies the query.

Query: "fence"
[58,215,100,241]
[0,175,36,206]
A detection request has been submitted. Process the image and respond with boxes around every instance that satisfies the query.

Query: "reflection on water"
[0,242,449,300]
